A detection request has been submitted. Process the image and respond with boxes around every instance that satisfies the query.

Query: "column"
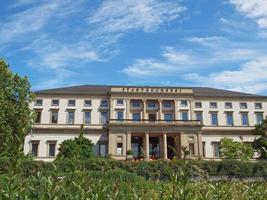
[143,99,147,120]
[189,100,194,120]
[163,132,168,159]
[126,99,130,119]
[126,131,131,151]
[109,98,114,120]
[174,100,178,120]
[144,132,149,160]
[180,132,188,159]
[197,131,203,157]
[158,100,163,120]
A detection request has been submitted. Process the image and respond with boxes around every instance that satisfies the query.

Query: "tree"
[56,125,94,160]
[253,118,267,159]
[220,138,254,160]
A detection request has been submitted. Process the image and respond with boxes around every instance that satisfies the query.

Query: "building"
[24,85,267,161]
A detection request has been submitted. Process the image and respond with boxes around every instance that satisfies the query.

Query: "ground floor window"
[116,143,123,155]
[47,141,56,157]
[202,141,206,158]
[212,142,221,158]
[189,143,195,155]
[99,143,107,157]
[30,140,39,157]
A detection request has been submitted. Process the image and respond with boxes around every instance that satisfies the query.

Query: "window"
[148,113,157,121]
[241,112,249,126]
[100,100,108,107]
[189,143,195,155]
[210,102,217,109]
[116,143,123,155]
[116,99,124,106]
[148,101,156,108]
[132,113,141,121]
[51,99,59,106]
[211,112,218,126]
[35,110,42,124]
[67,111,75,124]
[255,103,262,109]
[35,99,43,106]
[84,111,91,125]
[212,142,221,157]
[180,100,188,107]
[101,111,108,124]
[132,100,141,107]
[181,111,188,120]
[240,102,247,109]
[51,110,58,124]
[195,112,203,122]
[30,141,39,157]
[163,101,172,108]
[117,111,124,120]
[164,113,173,121]
[256,112,264,124]
[225,102,232,109]
[226,112,234,126]
[47,141,56,157]
[202,142,206,158]
[99,143,107,157]
[68,100,76,106]
[195,102,202,108]
[84,100,92,107]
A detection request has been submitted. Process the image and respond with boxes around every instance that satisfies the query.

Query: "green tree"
[56,125,94,160]
[253,118,267,159]
[220,138,254,160]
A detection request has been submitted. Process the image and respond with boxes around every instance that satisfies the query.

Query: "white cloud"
[229,0,267,28]
[9,0,36,8]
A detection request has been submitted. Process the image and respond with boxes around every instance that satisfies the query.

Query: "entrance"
[167,136,176,159]
[149,137,160,159]
[131,136,143,159]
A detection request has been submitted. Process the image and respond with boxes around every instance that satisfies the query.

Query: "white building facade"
[24,85,267,161]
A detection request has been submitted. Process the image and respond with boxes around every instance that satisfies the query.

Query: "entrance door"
[149,137,160,159]
[167,137,175,159]
[131,136,143,159]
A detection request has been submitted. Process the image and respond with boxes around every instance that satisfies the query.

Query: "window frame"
[100,111,108,124]
[68,99,76,107]
[212,142,221,158]
[116,111,124,120]
[84,100,92,107]
[35,99,43,106]
[210,102,217,109]
[195,111,203,122]
[100,100,108,107]
[51,110,58,124]
[194,102,202,108]
[132,112,141,121]
[116,99,124,106]
[163,101,172,108]
[255,112,264,124]
[225,102,233,109]
[240,102,248,109]
[255,102,262,109]
[181,111,189,121]
[51,99,59,106]
[225,112,234,126]
[30,140,39,157]
[67,110,75,124]
[241,112,249,126]
[84,110,91,125]
[34,109,42,124]
[210,112,218,126]
[47,141,57,157]
[180,100,188,107]
[164,113,173,121]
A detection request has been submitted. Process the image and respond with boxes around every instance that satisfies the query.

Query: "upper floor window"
[255,103,262,109]
[211,112,218,126]
[195,112,203,122]
[35,99,43,106]
[256,112,264,125]
[132,113,141,121]
[163,101,172,108]
[84,100,92,107]
[84,111,91,125]
[34,110,42,124]
[210,102,217,109]
[100,100,108,107]
[180,100,188,107]
[226,112,234,126]
[30,140,39,157]
[241,112,249,126]
[132,100,141,107]
[51,99,59,106]
[67,111,75,124]
[148,101,156,108]
[195,102,202,108]
[240,102,247,109]
[164,113,173,121]
[117,111,124,120]
[225,102,232,109]
[116,99,124,106]
[68,100,76,106]
[181,111,189,121]
[100,111,108,124]
[51,110,58,124]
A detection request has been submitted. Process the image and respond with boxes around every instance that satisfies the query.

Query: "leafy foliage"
[220,138,254,160]
[56,125,94,160]
[253,118,267,159]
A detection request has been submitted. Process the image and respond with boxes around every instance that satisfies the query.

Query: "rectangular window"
[117,111,124,120]
[51,110,58,124]
[202,142,206,158]
[132,100,141,107]
[116,99,124,106]
[101,111,108,124]
[195,102,202,108]
[116,143,123,155]
[51,99,59,106]
[163,101,172,108]
[181,111,189,120]
[84,111,91,125]
[189,143,195,155]
[67,111,75,124]
[100,100,108,107]
[240,102,247,109]
[195,112,203,122]
[226,112,234,126]
[48,141,56,157]
[212,142,221,157]
[255,103,262,109]
[241,112,249,126]
[35,99,43,106]
[148,113,157,121]
[84,100,92,107]
[68,100,76,106]
[132,113,141,121]
[256,112,264,124]
[164,113,173,121]
[211,112,218,126]
[180,100,188,107]
[210,102,217,109]
[225,102,232,109]
[148,101,156,108]
[35,110,42,124]
[30,141,39,157]
[99,143,107,157]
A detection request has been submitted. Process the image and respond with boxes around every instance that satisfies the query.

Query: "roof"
[35,85,267,98]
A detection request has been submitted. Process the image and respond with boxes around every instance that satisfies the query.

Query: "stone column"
[174,100,178,120]
[180,132,188,159]
[158,100,163,120]
[109,98,114,120]
[143,100,147,120]
[126,99,130,119]
[189,100,194,120]
[197,131,203,157]
[163,132,168,160]
[144,132,150,160]
[126,131,131,151]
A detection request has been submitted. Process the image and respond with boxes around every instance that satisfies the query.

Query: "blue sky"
[1,0,267,95]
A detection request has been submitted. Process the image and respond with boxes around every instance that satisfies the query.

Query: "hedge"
[1,157,266,179]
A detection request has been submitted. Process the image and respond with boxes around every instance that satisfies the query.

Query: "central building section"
[108,87,203,160]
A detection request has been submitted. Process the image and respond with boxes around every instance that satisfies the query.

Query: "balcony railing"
[108,119,202,125]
